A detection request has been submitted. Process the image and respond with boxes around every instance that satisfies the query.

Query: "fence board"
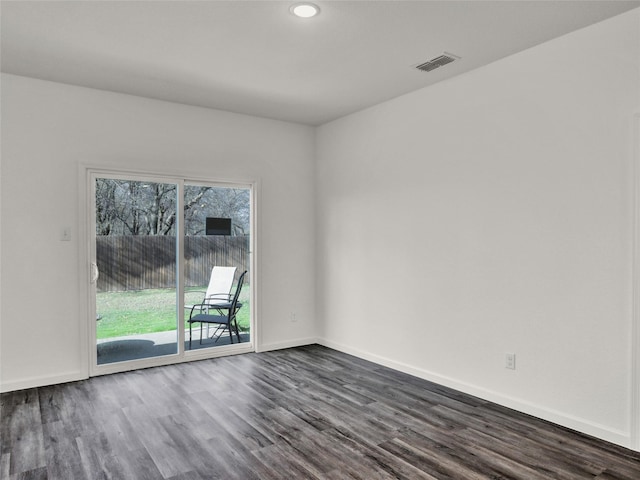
[96,235,249,292]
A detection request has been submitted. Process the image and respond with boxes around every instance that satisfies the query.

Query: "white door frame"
[632,113,640,451]
[79,166,257,378]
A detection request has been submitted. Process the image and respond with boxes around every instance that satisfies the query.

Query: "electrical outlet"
[505,353,516,370]
[290,312,297,323]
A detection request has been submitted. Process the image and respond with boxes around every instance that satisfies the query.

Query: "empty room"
[1,1,640,478]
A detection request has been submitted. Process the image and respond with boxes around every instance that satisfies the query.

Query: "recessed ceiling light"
[290,3,320,18]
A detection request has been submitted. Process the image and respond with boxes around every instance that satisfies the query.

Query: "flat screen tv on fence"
[206,217,232,236]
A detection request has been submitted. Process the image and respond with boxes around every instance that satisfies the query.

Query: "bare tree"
[95,179,117,235]
[95,179,249,236]
[184,185,250,236]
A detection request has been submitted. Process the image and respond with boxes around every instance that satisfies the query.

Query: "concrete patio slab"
[97,329,250,364]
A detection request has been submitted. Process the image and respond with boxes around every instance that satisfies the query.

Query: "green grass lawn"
[96,286,250,339]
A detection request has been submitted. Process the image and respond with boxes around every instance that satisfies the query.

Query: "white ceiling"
[2,0,639,126]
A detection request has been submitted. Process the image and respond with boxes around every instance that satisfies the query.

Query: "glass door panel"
[183,184,251,351]
[94,178,179,365]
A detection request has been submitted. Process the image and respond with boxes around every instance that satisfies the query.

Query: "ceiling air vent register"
[415,53,460,72]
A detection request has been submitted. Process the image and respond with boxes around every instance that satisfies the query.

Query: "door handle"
[90,262,100,284]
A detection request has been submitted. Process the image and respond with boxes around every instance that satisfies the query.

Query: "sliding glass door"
[94,176,179,365]
[88,171,253,374]
[183,183,251,351]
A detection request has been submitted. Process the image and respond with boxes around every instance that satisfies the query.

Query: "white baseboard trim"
[0,370,87,393]
[256,336,318,353]
[317,338,634,451]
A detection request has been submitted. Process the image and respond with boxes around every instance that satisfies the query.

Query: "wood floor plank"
[75,432,127,479]
[251,441,325,479]
[1,453,10,479]
[595,468,640,480]
[100,446,163,480]
[121,402,194,478]
[2,344,639,479]
[156,414,236,480]
[322,427,439,480]
[0,389,46,476]
[41,420,87,479]
[454,424,602,479]
[193,395,274,451]
[294,388,398,446]
[199,433,267,480]
[165,471,207,480]
[379,436,489,480]
[6,466,49,480]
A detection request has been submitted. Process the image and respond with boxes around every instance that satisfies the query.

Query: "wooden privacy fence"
[96,236,249,292]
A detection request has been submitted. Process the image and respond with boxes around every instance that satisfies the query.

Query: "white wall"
[2,8,639,452]
[316,9,640,448]
[0,74,317,391]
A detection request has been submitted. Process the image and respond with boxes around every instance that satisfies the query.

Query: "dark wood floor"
[2,345,639,479]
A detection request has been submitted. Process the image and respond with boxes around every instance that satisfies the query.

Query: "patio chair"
[186,265,236,313]
[185,266,237,338]
[187,270,247,349]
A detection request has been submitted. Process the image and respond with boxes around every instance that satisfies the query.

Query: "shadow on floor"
[97,330,251,365]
